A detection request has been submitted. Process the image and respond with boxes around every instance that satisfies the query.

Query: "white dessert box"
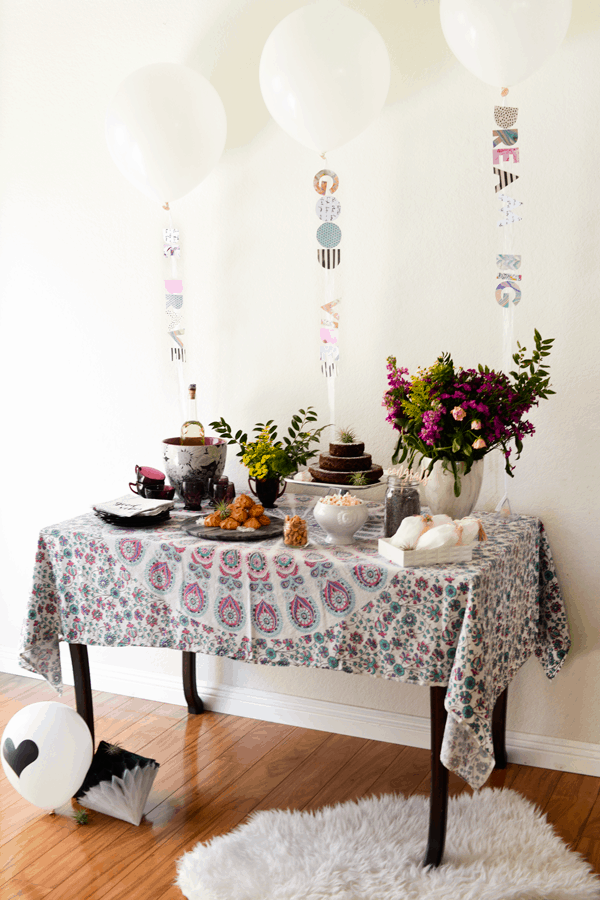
[378,537,473,567]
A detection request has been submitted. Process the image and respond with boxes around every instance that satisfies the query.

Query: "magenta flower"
[451,406,466,421]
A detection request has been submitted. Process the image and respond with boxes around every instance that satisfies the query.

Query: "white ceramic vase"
[421,458,484,519]
[162,437,227,501]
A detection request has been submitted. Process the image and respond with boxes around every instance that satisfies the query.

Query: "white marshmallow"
[456,517,481,545]
[389,515,434,550]
[431,514,453,527]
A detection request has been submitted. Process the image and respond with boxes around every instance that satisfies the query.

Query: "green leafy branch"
[209,407,328,478]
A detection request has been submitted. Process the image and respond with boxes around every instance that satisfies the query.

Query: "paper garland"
[494,106,521,308]
[163,225,185,362]
[163,227,180,258]
[315,170,341,377]
[494,103,522,515]
[496,254,521,271]
[316,195,341,222]
[493,167,519,193]
[314,169,339,195]
[494,105,519,128]
[493,130,518,147]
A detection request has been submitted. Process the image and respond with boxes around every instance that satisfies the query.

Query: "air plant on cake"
[337,426,358,444]
[383,330,554,496]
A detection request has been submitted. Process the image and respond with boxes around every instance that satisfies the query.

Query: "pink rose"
[473,438,486,449]
[451,406,466,421]
[471,419,482,430]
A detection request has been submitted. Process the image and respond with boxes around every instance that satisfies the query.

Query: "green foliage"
[349,472,368,486]
[209,407,328,479]
[510,329,555,400]
[73,809,89,825]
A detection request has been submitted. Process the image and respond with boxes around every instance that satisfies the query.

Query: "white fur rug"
[175,789,600,900]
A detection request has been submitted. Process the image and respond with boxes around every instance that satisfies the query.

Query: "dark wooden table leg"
[423,685,449,868]
[182,651,204,714]
[69,643,95,746]
[492,686,508,769]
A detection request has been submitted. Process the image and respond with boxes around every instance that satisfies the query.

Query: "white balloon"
[106,63,227,204]
[259,1,390,154]
[440,0,572,87]
[1,701,93,810]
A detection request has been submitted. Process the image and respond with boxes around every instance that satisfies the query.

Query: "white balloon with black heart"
[1,701,93,810]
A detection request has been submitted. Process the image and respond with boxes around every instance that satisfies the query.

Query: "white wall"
[1,0,599,765]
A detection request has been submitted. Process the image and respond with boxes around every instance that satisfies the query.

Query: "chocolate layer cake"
[318,452,372,472]
[328,441,364,457]
[309,442,383,485]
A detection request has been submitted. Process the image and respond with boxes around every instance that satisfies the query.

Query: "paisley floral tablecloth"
[20,496,569,789]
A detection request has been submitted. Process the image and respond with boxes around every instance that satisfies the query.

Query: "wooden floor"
[2,673,600,900]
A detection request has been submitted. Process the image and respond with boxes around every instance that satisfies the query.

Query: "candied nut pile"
[284,515,308,547]
[318,493,362,506]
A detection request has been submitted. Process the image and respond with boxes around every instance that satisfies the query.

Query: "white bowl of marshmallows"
[314,494,369,545]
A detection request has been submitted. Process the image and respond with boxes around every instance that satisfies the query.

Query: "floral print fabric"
[19,498,569,789]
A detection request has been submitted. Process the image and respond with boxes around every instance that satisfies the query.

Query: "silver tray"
[284,477,386,496]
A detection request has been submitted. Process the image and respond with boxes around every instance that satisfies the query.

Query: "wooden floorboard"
[1,671,599,900]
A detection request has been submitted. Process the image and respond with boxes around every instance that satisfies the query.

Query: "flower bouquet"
[383,330,554,496]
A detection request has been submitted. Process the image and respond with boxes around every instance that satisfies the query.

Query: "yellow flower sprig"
[241,427,282,480]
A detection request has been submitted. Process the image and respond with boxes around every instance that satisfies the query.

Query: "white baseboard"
[2,645,599,778]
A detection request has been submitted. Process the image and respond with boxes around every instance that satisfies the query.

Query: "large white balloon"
[1,701,93,810]
[106,63,227,205]
[440,0,572,88]
[259,1,390,155]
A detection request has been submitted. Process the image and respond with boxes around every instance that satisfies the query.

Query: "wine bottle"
[180,384,205,445]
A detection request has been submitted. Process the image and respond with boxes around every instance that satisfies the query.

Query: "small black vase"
[248,476,287,508]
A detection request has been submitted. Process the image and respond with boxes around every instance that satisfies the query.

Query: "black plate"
[93,509,171,528]
[183,513,284,541]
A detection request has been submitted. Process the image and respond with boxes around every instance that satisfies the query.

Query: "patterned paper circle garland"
[316,195,341,222]
[317,222,342,248]
[314,169,339,195]
[493,104,522,307]
[495,282,521,307]
[315,169,341,378]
